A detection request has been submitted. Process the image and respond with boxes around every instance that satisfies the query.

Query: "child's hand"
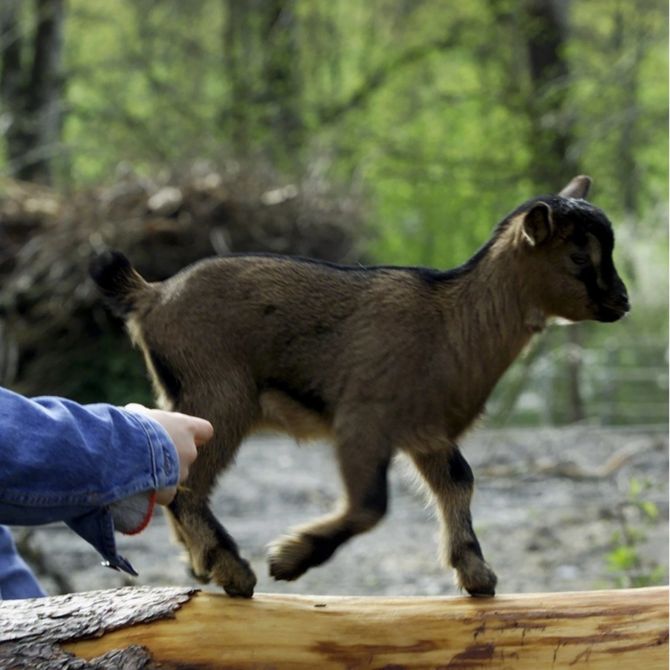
[125,404,213,505]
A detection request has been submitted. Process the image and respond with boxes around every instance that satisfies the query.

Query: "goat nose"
[616,292,630,312]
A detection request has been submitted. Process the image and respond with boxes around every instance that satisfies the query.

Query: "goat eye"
[570,253,590,266]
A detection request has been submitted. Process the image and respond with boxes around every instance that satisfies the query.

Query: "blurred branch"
[0,138,66,178]
[316,30,462,126]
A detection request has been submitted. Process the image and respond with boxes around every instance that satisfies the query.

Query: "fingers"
[124,404,213,448]
[191,416,214,446]
[123,404,214,505]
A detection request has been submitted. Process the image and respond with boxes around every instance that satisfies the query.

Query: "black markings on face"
[568,215,618,306]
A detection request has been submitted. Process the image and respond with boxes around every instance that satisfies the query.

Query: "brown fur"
[90,175,629,597]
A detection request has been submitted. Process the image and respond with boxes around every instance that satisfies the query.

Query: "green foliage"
[55,1,667,220]
[64,1,229,182]
[605,477,667,588]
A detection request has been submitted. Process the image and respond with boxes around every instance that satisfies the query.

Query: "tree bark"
[0,586,195,669]
[2,586,667,669]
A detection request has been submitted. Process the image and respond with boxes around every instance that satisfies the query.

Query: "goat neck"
[433,229,543,429]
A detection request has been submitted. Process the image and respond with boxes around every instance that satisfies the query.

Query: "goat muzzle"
[596,291,630,322]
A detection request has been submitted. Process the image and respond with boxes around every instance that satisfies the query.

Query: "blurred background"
[0,0,667,424]
[0,0,668,424]
[0,0,667,596]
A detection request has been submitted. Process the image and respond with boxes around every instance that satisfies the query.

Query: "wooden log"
[1,586,667,669]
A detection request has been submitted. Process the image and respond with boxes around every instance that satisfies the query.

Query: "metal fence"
[489,335,668,428]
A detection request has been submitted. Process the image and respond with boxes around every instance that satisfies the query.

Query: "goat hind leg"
[412,447,497,597]
[268,437,391,581]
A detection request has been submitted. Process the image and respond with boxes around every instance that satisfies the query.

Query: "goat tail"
[89,250,152,317]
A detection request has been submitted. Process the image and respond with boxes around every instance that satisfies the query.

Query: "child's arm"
[0,386,211,575]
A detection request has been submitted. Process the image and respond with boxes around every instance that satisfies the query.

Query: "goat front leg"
[167,490,256,597]
[268,438,391,581]
[165,386,258,598]
[412,447,497,597]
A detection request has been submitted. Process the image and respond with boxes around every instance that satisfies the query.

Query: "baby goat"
[91,175,629,598]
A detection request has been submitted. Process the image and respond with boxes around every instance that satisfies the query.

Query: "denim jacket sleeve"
[0,386,179,575]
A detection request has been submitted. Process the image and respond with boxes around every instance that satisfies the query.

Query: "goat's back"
[111,254,447,422]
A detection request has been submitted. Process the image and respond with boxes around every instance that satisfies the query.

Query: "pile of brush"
[0,164,365,401]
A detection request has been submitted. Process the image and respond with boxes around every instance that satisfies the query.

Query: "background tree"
[0,0,65,183]
[522,0,585,423]
[224,0,303,165]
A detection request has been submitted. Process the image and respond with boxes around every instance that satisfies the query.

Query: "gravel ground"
[18,425,668,598]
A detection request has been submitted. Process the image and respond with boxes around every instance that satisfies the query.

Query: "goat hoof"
[455,557,498,598]
[210,553,257,598]
[466,585,496,598]
[267,533,314,581]
[188,566,211,585]
[223,576,256,599]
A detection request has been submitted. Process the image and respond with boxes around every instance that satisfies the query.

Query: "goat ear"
[522,202,553,247]
[559,175,592,199]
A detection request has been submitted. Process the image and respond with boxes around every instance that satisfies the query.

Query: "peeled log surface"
[4,586,668,669]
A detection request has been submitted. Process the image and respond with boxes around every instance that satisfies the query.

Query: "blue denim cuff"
[121,411,179,492]
[66,508,138,576]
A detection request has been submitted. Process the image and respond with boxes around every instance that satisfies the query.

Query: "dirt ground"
[18,425,668,598]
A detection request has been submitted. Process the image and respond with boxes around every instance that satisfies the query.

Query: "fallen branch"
[478,440,659,481]
[1,585,667,668]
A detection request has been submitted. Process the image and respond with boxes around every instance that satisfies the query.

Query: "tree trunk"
[523,0,585,423]
[0,0,65,184]
[223,0,256,160]
[2,586,666,669]
[1,0,25,175]
[612,5,642,218]
[223,0,303,166]
[523,0,578,188]
[260,0,303,160]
